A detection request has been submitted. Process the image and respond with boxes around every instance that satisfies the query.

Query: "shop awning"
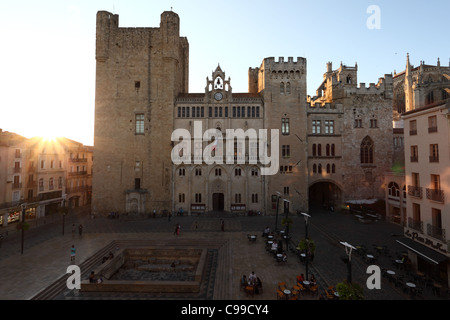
[396,237,448,265]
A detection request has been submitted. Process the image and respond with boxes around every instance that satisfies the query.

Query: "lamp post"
[274,192,281,232]
[301,212,311,280]
[340,241,357,283]
[62,194,67,236]
[283,199,290,250]
[20,203,26,254]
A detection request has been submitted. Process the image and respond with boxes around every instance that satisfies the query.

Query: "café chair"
[277,289,285,300]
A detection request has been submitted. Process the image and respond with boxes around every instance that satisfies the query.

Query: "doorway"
[213,193,224,211]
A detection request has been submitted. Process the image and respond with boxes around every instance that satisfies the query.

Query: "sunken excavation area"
[81,247,207,293]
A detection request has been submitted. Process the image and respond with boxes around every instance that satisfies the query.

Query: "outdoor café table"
[387,270,395,275]
[267,235,274,240]
[283,289,291,299]
[406,282,416,290]
[303,280,310,288]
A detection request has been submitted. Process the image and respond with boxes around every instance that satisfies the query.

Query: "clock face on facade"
[214,92,223,101]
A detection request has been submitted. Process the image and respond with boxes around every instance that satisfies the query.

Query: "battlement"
[345,74,393,96]
[264,56,306,68]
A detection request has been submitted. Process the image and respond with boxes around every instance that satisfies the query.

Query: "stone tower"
[254,57,309,213]
[92,11,189,215]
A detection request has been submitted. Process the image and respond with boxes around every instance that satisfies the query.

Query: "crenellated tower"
[93,10,189,215]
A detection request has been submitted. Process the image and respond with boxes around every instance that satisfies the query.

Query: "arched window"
[332,164,336,173]
[388,182,400,198]
[326,144,330,156]
[280,82,285,94]
[331,144,335,156]
[286,82,291,94]
[313,164,317,173]
[317,144,322,156]
[318,164,322,174]
[360,136,374,164]
[326,164,330,173]
[312,144,317,156]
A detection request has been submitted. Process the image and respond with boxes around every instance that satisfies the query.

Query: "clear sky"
[0,0,448,146]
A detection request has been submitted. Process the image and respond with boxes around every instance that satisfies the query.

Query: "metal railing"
[408,185,423,198]
[408,217,423,233]
[427,224,446,242]
[426,188,444,203]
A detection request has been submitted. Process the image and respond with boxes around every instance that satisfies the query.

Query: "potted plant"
[335,281,364,300]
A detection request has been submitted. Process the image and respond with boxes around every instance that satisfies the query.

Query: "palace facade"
[92,10,396,217]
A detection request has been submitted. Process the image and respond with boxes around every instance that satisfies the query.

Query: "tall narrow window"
[282,145,290,158]
[429,144,439,162]
[428,116,438,133]
[324,120,334,134]
[360,136,374,164]
[409,120,417,135]
[312,120,321,134]
[282,118,290,135]
[410,146,418,162]
[135,114,145,135]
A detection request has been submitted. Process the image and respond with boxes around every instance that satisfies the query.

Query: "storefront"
[396,235,449,287]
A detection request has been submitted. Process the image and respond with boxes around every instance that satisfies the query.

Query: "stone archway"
[308,181,342,211]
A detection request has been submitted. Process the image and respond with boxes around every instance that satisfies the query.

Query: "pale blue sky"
[0,0,448,145]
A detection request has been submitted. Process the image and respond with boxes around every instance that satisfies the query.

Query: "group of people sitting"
[241,271,263,295]
[296,273,317,286]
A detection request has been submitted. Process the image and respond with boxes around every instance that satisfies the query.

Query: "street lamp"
[62,194,67,236]
[340,241,357,283]
[20,203,26,254]
[301,212,311,280]
[274,192,281,232]
[282,199,290,250]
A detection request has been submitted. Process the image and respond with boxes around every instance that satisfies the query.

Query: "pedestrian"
[221,219,224,232]
[168,211,172,222]
[89,271,96,283]
[78,224,83,236]
[174,223,180,235]
[70,245,76,263]
[153,209,156,218]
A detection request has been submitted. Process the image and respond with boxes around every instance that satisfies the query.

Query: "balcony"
[429,156,439,163]
[12,182,22,189]
[68,171,88,177]
[69,158,87,163]
[427,224,446,242]
[408,185,423,198]
[410,156,418,162]
[409,129,417,136]
[426,188,445,203]
[408,217,423,233]
[428,126,438,133]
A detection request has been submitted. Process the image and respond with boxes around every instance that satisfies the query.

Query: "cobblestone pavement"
[0,206,448,301]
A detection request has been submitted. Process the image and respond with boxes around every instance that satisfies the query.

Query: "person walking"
[174,223,180,235]
[70,245,76,263]
[78,224,83,237]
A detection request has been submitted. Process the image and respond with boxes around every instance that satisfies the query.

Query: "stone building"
[307,62,394,208]
[92,10,398,217]
[92,10,189,216]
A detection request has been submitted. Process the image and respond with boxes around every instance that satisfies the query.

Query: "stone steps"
[31,238,230,300]
[31,241,118,300]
